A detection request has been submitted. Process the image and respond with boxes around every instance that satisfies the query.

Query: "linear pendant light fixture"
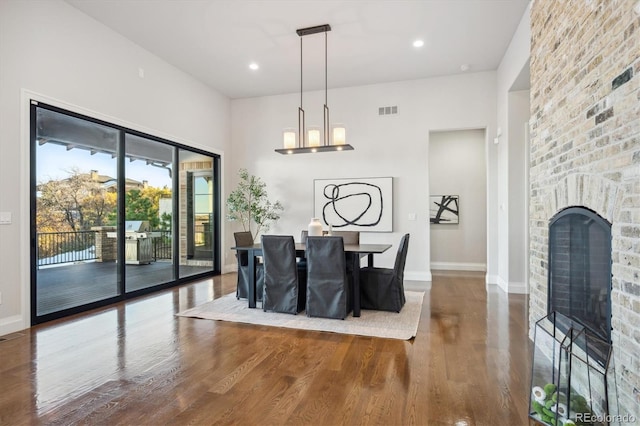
[276,24,353,154]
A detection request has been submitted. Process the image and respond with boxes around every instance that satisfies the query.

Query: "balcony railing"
[37,229,173,267]
[37,231,97,266]
[152,231,172,260]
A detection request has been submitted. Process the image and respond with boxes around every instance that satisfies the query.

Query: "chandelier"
[275,24,353,154]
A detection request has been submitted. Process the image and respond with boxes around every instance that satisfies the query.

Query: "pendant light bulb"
[307,127,321,147]
[332,125,346,145]
[283,129,296,149]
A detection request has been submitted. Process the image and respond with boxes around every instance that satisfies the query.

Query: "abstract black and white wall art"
[313,177,393,232]
[430,195,459,224]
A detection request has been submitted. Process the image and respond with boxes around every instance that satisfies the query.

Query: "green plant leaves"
[226,168,283,239]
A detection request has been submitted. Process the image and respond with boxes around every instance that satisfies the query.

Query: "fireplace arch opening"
[548,206,612,344]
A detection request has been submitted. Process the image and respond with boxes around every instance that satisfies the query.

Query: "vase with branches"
[226,168,284,241]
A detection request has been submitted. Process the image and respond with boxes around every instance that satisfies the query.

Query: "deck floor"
[36,261,211,316]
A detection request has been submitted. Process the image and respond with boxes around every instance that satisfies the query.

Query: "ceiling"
[66,0,529,99]
[36,107,174,164]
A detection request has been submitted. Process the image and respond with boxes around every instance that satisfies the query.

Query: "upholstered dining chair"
[331,231,360,275]
[234,231,264,301]
[297,228,331,271]
[305,236,352,319]
[331,231,359,244]
[261,235,306,314]
[301,229,360,275]
[360,233,410,312]
[302,230,360,244]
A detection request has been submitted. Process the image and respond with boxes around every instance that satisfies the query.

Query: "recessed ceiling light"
[249,62,259,70]
[460,64,470,72]
[412,39,424,48]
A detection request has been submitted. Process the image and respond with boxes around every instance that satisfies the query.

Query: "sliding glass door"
[178,149,219,279]
[31,102,220,324]
[33,106,121,317]
[124,134,175,292]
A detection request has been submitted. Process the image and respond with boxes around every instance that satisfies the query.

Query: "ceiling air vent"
[378,106,398,116]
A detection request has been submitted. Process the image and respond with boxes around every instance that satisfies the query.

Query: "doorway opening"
[428,129,487,273]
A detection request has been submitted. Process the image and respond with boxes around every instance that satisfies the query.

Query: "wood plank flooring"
[0,271,532,425]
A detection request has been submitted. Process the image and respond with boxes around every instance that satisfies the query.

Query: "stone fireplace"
[529,0,639,420]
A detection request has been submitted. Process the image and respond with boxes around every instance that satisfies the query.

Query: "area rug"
[176,291,424,340]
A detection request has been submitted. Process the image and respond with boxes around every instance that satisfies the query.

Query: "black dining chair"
[298,228,332,273]
[331,231,359,245]
[234,231,264,301]
[302,230,359,244]
[359,233,410,312]
[261,235,306,314]
[305,236,352,319]
[331,231,360,275]
[301,229,360,277]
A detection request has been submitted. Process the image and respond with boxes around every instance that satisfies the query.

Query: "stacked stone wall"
[529,0,640,418]
[92,226,117,262]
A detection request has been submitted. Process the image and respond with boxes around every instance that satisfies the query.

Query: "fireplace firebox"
[548,206,612,345]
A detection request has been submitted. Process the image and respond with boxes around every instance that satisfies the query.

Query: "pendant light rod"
[299,35,305,148]
[325,30,328,106]
[324,29,330,146]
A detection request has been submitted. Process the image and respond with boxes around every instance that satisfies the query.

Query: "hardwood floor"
[0,272,532,425]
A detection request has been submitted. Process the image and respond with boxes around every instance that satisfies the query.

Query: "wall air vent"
[378,106,398,115]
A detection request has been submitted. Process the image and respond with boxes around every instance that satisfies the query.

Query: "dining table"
[231,242,392,317]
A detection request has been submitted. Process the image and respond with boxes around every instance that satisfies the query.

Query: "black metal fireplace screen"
[529,206,617,426]
[548,206,612,346]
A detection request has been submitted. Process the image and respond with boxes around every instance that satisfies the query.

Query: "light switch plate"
[0,212,12,224]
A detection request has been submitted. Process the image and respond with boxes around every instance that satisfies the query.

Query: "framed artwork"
[430,195,459,224]
[313,177,393,232]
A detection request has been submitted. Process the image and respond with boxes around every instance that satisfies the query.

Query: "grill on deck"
[124,221,153,265]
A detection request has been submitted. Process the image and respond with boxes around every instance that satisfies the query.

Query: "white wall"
[230,72,498,282]
[494,5,531,293]
[0,0,230,335]
[507,89,531,292]
[429,129,487,271]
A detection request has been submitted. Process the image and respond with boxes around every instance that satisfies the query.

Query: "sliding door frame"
[30,101,221,325]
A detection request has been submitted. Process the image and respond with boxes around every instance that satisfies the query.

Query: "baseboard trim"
[497,276,508,293]
[404,270,432,282]
[0,315,27,337]
[430,262,486,272]
[506,281,528,294]
[485,274,499,286]
[495,276,528,294]
[404,280,431,291]
[223,263,238,274]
